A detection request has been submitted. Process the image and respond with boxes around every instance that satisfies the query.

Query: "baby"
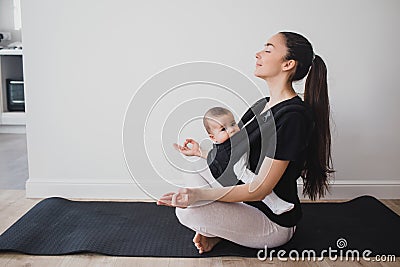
[200,107,294,215]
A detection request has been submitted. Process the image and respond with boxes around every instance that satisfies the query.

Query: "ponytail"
[279,31,335,200]
[302,55,335,200]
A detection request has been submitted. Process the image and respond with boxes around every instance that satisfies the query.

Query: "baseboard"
[296,180,400,200]
[26,178,400,200]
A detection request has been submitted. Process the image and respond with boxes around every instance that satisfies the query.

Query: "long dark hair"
[280,31,335,200]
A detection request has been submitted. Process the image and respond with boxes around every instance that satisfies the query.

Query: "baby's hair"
[203,107,233,134]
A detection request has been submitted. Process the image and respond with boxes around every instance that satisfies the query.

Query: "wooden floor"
[0,190,399,267]
[0,134,28,190]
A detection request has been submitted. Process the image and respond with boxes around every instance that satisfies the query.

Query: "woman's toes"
[193,232,202,243]
[193,232,204,252]
[192,232,222,254]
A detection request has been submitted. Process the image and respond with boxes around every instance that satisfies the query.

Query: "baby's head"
[203,107,240,144]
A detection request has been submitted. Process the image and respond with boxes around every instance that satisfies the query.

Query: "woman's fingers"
[156,200,169,206]
[172,143,180,151]
[185,139,196,148]
[184,138,196,146]
[173,143,184,150]
[157,192,186,207]
[172,192,189,208]
[159,192,175,199]
[156,198,171,206]
[173,139,198,153]
[157,193,174,206]
[158,192,189,208]
[171,192,178,206]
[157,200,172,206]
[173,143,189,152]
[157,190,191,208]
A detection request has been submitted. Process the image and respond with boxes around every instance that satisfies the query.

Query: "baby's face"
[207,114,240,144]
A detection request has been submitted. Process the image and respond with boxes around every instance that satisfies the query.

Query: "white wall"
[22,0,400,199]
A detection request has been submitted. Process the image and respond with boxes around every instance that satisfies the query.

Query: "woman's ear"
[282,59,296,72]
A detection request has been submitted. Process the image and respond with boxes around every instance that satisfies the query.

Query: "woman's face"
[254,33,289,79]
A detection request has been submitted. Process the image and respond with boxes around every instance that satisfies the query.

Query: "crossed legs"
[175,158,295,253]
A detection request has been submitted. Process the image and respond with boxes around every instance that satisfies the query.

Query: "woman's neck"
[265,78,297,108]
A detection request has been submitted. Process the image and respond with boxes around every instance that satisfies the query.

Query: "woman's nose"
[255,51,260,59]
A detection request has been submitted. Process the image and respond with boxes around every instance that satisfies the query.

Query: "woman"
[157,31,334,254]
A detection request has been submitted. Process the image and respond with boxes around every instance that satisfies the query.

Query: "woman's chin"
[254,71,264,78]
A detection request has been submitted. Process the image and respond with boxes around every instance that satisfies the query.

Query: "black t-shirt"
[240,95,314,227]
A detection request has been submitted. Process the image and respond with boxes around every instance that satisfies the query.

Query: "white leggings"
[175,159,296,249]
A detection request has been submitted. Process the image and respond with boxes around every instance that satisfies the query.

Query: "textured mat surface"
[0,195,399,257]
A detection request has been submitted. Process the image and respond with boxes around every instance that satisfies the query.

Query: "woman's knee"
[175,205,208,226]
[175,207,193,226]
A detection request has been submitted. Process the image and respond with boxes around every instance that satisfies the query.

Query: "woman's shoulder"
[271,95,302,108]
[272,96,314,130]
[271,96,306,115]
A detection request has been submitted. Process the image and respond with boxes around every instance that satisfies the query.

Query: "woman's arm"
[157,157,289,207]
[197,157,289,202]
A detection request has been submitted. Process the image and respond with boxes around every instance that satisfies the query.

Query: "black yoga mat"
[0,196,399,257]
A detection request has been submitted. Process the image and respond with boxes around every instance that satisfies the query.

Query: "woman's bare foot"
[192,232,221,254]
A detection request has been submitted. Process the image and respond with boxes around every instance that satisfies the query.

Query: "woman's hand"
[157,188,198,208]
[173,138,201,157]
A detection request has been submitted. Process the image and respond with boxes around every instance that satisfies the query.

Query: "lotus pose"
[157,31,334,254]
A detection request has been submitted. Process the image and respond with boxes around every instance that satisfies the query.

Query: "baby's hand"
[173,138,201,157]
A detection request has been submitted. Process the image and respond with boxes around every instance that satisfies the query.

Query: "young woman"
[157,31,334,254]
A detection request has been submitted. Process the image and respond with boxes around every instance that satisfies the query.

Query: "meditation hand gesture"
[173,138,201,157]
[157,188,197,208]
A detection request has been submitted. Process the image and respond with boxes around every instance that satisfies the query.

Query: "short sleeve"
[266,112,308,161]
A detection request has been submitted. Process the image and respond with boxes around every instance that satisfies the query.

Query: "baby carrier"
[207,97,314,187]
